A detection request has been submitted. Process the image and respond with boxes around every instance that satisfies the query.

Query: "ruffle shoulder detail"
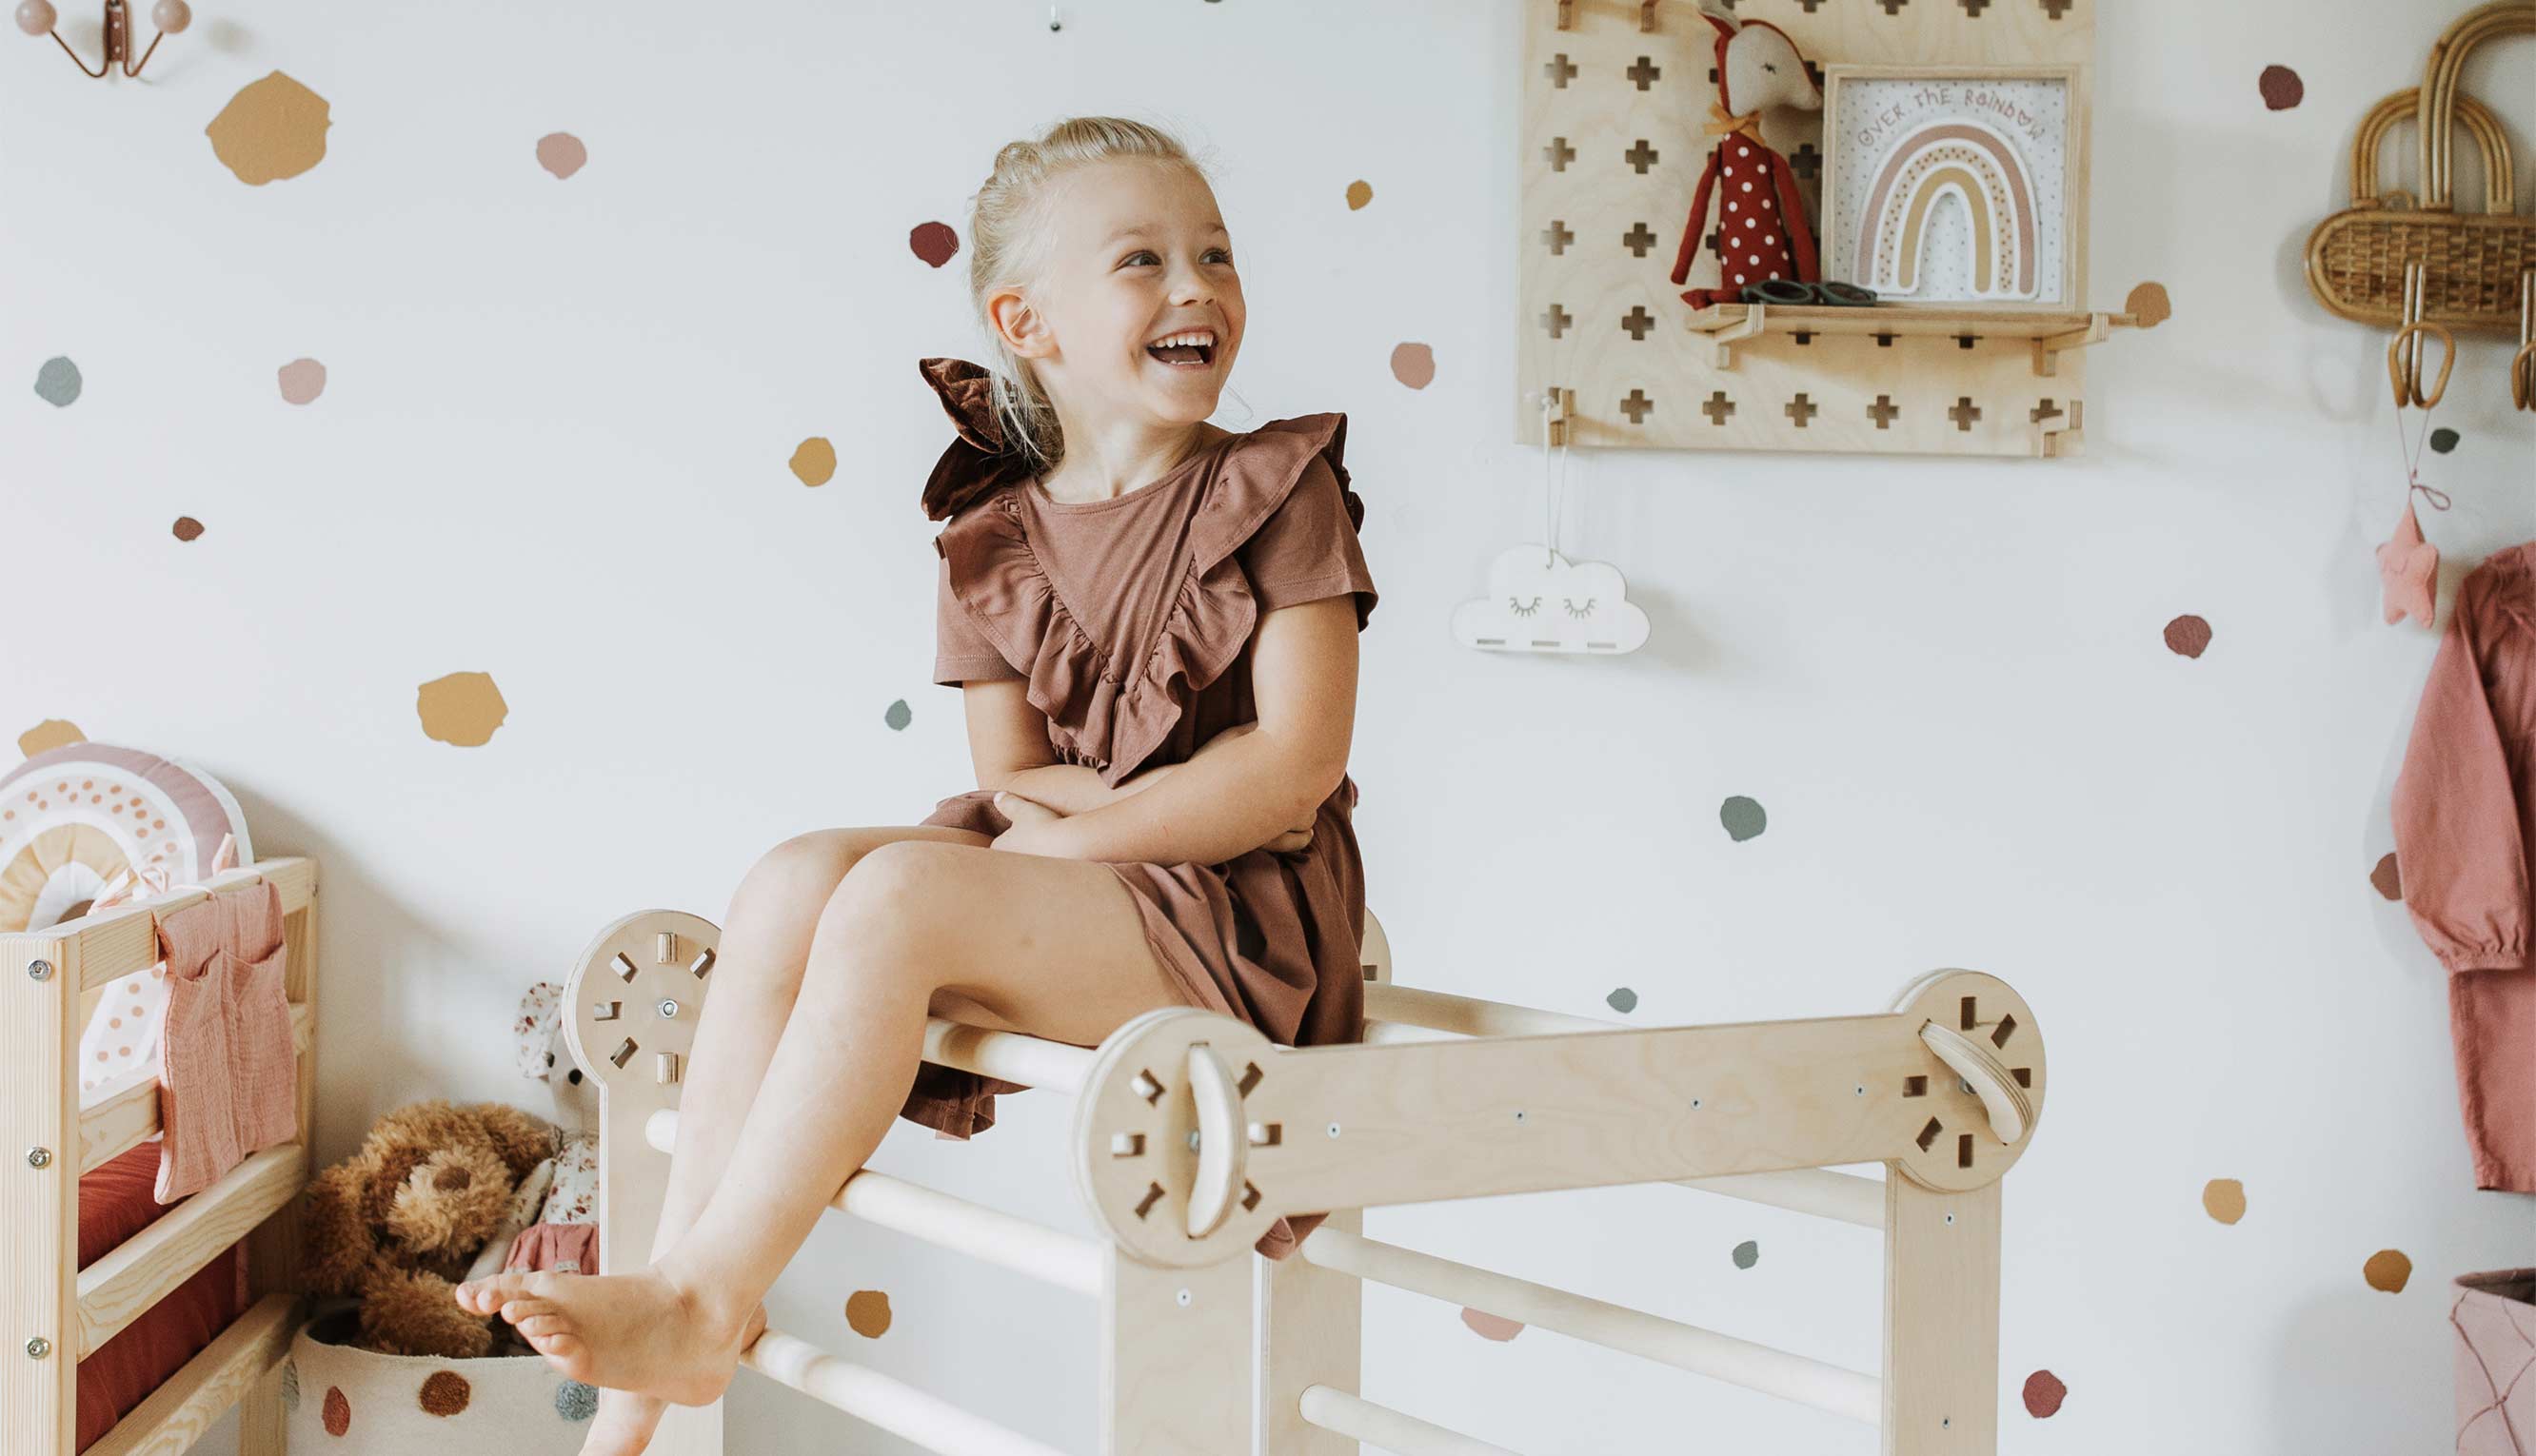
[920,357,1032,521]
[934,412,1356,788]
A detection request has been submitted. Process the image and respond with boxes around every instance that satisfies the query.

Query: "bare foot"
[453,1269,762,1410]
[567,1307,767,1455]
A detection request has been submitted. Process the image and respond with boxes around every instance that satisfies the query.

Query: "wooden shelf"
[1684,305,2146,376]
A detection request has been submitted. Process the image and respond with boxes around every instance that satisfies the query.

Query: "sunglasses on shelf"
[1737,279,1880,307]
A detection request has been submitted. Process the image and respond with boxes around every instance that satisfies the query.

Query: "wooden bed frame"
[3,855,320,1456]
[565,905,2043,1456]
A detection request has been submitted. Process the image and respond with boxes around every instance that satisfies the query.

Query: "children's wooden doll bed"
[565,905,2043,1455]
[2,855,321,1455]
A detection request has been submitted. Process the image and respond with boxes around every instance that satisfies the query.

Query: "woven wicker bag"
[2305,0,2533,334]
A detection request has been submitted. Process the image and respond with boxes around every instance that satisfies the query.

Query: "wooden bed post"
[2,927,80,1456]
[240,878,319,1456]
[565,911,726,1456]
[1261,912,1388,1455]
[1881,1178,2003,1455]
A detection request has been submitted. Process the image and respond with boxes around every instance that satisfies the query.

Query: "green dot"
[884,698,911,731]
[1720,797,1767,842]
[2430,428,2460,454]
[1732,1240,1759,1269]
[1605,987,1637,1013]
[33,356,81,406]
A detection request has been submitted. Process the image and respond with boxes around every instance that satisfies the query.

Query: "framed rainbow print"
[1820,65,2087,311]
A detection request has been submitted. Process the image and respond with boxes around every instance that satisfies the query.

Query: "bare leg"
[462,839,1192,1443]
[461,824,987,1455]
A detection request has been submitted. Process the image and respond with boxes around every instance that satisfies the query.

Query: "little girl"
[454,114,1379,1455]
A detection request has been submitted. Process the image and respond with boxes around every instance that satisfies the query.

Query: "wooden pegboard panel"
[1519,0,2105,458]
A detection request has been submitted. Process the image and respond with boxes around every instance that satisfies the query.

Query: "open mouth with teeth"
[1144,332,1218,370]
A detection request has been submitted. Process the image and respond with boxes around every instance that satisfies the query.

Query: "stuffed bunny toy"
[1669,3,1823,307]
[512,980,600,1229]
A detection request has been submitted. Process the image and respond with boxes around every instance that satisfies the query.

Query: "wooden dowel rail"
[1367,984,1890,1230]
[645,1111,1103,1296]
[64,857,317,993]
[922,1016,1096,1093]
[1298,1227,1881,1426]
[743,1328,1072,1456]
[1298,1384,1530,1455]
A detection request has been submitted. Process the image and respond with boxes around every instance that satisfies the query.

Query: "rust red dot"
[323,1386,351,1435]
[2163,615,2212,659]
[909,222,960,268]
[172,516,205,541]
[2023,1367,2067,1417]
[419,1369,471,1416]
[2369,853,2402,901]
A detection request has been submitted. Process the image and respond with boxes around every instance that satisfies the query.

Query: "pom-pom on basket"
[284,1308,599,1451]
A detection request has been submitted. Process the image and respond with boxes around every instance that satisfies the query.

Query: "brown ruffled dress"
[899,357,1379,1261]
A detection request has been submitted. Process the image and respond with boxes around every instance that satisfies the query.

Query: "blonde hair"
[966,116,1213,475]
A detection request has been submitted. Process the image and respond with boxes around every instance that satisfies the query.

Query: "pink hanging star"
[2376,497,2438,627]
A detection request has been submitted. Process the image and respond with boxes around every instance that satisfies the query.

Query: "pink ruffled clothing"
[504,1221,600,1275]
[906,357,1379,1261]
[152,880,297,1202]
[2392,541,2535,1192]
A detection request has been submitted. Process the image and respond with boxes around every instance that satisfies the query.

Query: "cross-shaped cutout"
[1546,137,1576,172]
[1868,395,1901,429]
[1621,221,1656,258]
[1874,332,1897,348]
[1545,52,1578,88]
[1701,390,1735,425]
[1785,393,1818,427]
[1620,388,1654,424]
[2041,0,2072,16]
[1878,0,1909,13]
[1626,54,1661,90]
[1624,138,1660,174]
[1540,303,1572,339]
[1707,229,1725,259]
[1542,220,1575,255]
[1793,330,1814,345]
[1951,397,1983,431]
[1797,0,1827,10]
[1790,143,1821,182]
[2031,399,2064,424]
[1620,305,1654,341]
[1961,0,1990,13]
[1803,60,1825,90]
[1956,334,1981,350]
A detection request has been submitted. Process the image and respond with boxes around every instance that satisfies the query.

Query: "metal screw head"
[26,959,51,982]
[25,1336,50,1359]
[1944,1212,1956,1226]
[1325,1122,1341,1138]
[1513,1110,1526,1123]
[1175,1288,1192,1308]
[657,998,680,1018]
[25,1148,50,1170]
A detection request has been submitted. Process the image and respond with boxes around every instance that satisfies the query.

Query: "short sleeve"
[1236,454,1378,630]
[933,552,1022,686]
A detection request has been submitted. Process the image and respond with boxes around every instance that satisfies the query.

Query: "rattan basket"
[2304,1,2533,334]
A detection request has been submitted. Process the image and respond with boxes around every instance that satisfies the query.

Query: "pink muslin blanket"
[152,880,298,1202]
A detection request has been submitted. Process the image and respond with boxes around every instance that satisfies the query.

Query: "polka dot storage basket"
[285,1308,598,1451]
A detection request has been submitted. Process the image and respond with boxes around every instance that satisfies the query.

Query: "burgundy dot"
[909,222,960,268]
[2258,65,2304,110]
[418,1369,471,1416]
[323,1386,351,1436]
[2023,1368,2067,1417]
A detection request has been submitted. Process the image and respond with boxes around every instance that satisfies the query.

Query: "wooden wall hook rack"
[13,0,192,79]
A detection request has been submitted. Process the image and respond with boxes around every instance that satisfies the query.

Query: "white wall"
[6,1,2530,1451]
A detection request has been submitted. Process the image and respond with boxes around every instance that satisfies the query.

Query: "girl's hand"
[989,790,1071,856]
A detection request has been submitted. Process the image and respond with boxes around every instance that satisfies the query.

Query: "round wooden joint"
[1886,970,2046,1192]
[563,910,722,1094]
[1070,1008,1279,1268]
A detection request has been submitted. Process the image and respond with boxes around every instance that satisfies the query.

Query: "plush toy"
[1669,4,1823,307]
[302,1099,557,1357]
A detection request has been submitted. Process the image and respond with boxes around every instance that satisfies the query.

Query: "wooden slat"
[1881,1178,2001,1455]
[75,1146,303,1360]
[79,1005,313,1176]
[2,926,81,1456]
[248,893,320,1305]
[83,1293,299,1456]
[75,857,316,992]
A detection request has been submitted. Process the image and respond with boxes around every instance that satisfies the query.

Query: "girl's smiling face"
[1007,157,1245,429]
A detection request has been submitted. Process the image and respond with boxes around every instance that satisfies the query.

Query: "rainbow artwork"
[1858,118,2038,301]
[1827,74,2070,307]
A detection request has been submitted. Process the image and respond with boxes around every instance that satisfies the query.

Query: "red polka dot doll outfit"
[1668,17,1821,309]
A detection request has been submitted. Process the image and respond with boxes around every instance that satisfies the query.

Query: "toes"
[518,1312,571,1341]
[457,1272,536,1313]
[500,1296,558,1326]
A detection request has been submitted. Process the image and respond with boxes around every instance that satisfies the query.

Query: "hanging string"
[1539,389,1572,567]
[2388,395,2455,515]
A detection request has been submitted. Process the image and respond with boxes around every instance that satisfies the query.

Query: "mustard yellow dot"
[789,437,838,487]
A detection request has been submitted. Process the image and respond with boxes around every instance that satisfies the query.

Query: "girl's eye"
[1123,248,1234,266]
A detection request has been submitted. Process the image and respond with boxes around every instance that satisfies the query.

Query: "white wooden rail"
[567,911,2045,1456]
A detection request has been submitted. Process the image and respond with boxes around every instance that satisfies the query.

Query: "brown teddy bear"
[302,1099,557,1357]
